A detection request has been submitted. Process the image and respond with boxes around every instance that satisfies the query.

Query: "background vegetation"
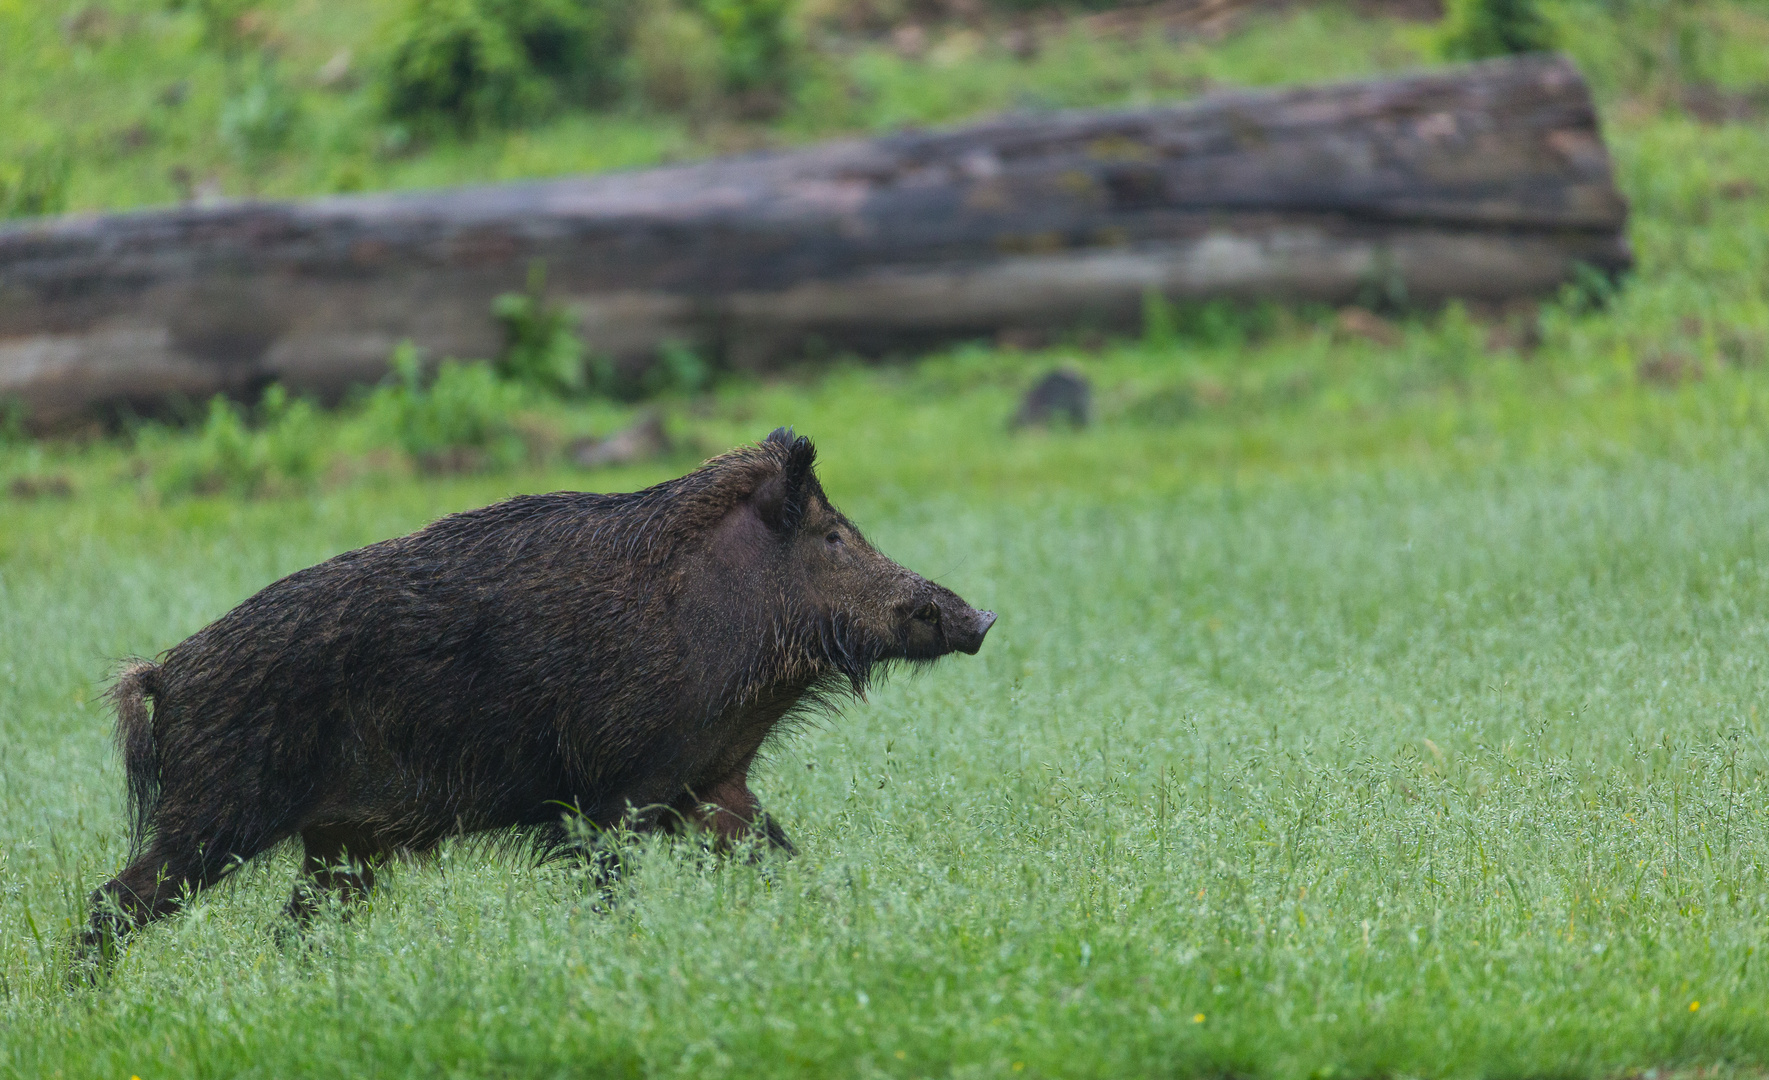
[5,0,1769,1076]
[2,0,1760,217]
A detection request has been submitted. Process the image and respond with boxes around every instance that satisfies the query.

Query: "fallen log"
[0,52,1628,432]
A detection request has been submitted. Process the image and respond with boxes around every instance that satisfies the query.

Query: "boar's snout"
[901,589,997,659]
[951,607,997,655]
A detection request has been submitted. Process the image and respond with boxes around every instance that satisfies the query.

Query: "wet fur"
[81,429,992,957]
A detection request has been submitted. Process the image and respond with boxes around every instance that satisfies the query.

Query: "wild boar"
[82,428,993,954]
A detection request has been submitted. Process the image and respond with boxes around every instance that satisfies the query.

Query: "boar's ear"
[753,430,817,535]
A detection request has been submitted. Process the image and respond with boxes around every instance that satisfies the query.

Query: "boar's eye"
[825,530,843,546]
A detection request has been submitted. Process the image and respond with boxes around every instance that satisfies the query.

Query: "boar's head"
[739,428,995,692]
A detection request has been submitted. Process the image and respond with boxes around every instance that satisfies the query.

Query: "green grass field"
[16,348,1769,1076]
[7,0,1769,1076]
[9,253,1769,1076]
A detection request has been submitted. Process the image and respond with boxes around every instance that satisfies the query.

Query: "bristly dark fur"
[79,427,994,957]
[106,658,161,852]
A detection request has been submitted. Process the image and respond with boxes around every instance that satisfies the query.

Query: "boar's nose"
[953,609,996,655]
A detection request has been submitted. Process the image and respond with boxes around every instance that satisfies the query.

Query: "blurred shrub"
[0,397,27,444]
[516,0,634,103]
[255,384,324,482]
[695,0,801,110]
[366,342,529,470]
[1558,260,1622,315]
[1123,383,1200,425]
[1141,293,1278,351]
[1356,247,1410,315]
[586,339,710,401]
[1418,301,1486,380]
[631,0,722,113]
[0,146,71,220]
[493,264,587,395]
[648,340,711,396]
[1435,0,1554,59]
[375,0,797,124]
[1142,289,1180,351]
[377,0,550,131]
[377,0,632,132]
[1555,0,1748,104]
[167,0,267,57]
[626,0,800,116]
[150,384,322,498]
[219,62,301,167]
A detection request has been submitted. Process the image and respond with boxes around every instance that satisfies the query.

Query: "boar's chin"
[899,621,950,662]
[811,611,893,696]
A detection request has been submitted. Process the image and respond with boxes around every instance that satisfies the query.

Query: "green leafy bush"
[366,342,529,470]
[1559,260,1621,315]
[490,264,708,403]
[698,0,802,111]
[1122,383,1200,425]
[1140,293,1278,351]
[0,146,70,220]
[255,384,325,482]
[0,397,27,444]
[377,0,632,132]
[630,0,722,113]
[148,385,322,498]
[168,0,263,57]
[1416,301,1487,380]
[584,339,710,401]
[1435,0,1554,59]
[1141,289,1180,352]
[219,62,302,168]
[650,340,710,396]
[514,0,633,102]
[493,264,587,395]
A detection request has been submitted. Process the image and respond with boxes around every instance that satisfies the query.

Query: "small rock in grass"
[1012,370,1091,429]
[317,50,354,90]
[570,412,672,469]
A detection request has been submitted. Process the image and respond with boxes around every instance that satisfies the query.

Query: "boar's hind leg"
[80,830,269,960]
[285,825,386,925]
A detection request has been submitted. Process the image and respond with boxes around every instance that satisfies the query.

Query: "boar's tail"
[106,659,162,851]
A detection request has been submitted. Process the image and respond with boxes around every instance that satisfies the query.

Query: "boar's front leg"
[284,824,387,925]
[672,765,797,857]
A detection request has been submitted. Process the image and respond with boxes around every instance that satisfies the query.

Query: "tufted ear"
[754,428,818,535]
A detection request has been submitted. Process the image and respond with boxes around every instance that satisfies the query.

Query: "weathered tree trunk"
[0,52,1627,432]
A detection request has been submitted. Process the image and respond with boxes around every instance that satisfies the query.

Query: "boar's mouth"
[900,596,997,660]
[810,597,995,695]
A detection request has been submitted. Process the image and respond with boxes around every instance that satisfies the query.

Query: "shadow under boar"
[82,428,994,955]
